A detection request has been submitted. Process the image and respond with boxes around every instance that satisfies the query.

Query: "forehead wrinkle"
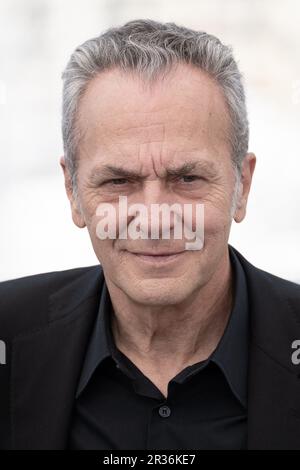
[78,102,231,175]
[79,103,228,167]
[81,104,209,146]
[77,64,232,164]
[136,124,166,179]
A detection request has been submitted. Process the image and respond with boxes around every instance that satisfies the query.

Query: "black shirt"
[68,245,249,450]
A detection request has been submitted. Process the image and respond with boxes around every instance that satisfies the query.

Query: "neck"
[106,249,234,372]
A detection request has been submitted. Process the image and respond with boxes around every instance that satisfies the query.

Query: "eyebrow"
[165,161,217,178]
[88,160,217,183]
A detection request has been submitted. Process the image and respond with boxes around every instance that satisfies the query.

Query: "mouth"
[127,250,186,265]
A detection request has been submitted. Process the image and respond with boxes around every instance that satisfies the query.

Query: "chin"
[120,278,195,306]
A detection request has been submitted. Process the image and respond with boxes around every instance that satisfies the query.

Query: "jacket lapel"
[10,266,104,450]
[247,339,300,449]
[231,246,300,449]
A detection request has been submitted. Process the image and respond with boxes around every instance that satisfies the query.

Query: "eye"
[181,175,202,183]
[106,178,129,185]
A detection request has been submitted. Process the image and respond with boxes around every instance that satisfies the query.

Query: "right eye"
[105,178,129,185]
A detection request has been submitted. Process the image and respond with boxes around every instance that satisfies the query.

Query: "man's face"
[63,63,254,306]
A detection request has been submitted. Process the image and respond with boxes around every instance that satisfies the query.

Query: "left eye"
[181,175,200,183]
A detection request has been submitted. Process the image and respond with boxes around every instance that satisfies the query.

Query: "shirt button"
[158,405,171,418]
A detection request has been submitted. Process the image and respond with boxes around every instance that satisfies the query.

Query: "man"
[0,19,300,450]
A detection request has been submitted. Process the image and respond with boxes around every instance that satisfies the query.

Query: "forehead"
[77,63,231,166]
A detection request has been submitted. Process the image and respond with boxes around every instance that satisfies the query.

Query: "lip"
[127,250,186,264]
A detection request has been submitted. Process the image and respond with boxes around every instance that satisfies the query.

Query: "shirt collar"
[76,245,249,406]
[75,282,113,398]
[210,245,249,407]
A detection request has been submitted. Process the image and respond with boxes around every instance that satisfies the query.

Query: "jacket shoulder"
[0,266,99,338]
[255,267,300,317]
[232,245,300,320]
[254,264,300,291]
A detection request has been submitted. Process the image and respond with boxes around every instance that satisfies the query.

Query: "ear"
[59,156,86,228]
[233,152,256,223]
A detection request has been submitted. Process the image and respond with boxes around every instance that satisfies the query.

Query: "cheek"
[84,211,115,261]
[89,234,115,267]
[201,183,233,230]
[82,190,103,217]
[203,204,232,238]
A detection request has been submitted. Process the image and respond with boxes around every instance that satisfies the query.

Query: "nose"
[142,178,166,205]
[128,179,181,240]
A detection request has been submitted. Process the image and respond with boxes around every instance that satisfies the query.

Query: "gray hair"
[61,19,249,200]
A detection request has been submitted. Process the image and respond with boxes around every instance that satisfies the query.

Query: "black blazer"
[0,244,300,450]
